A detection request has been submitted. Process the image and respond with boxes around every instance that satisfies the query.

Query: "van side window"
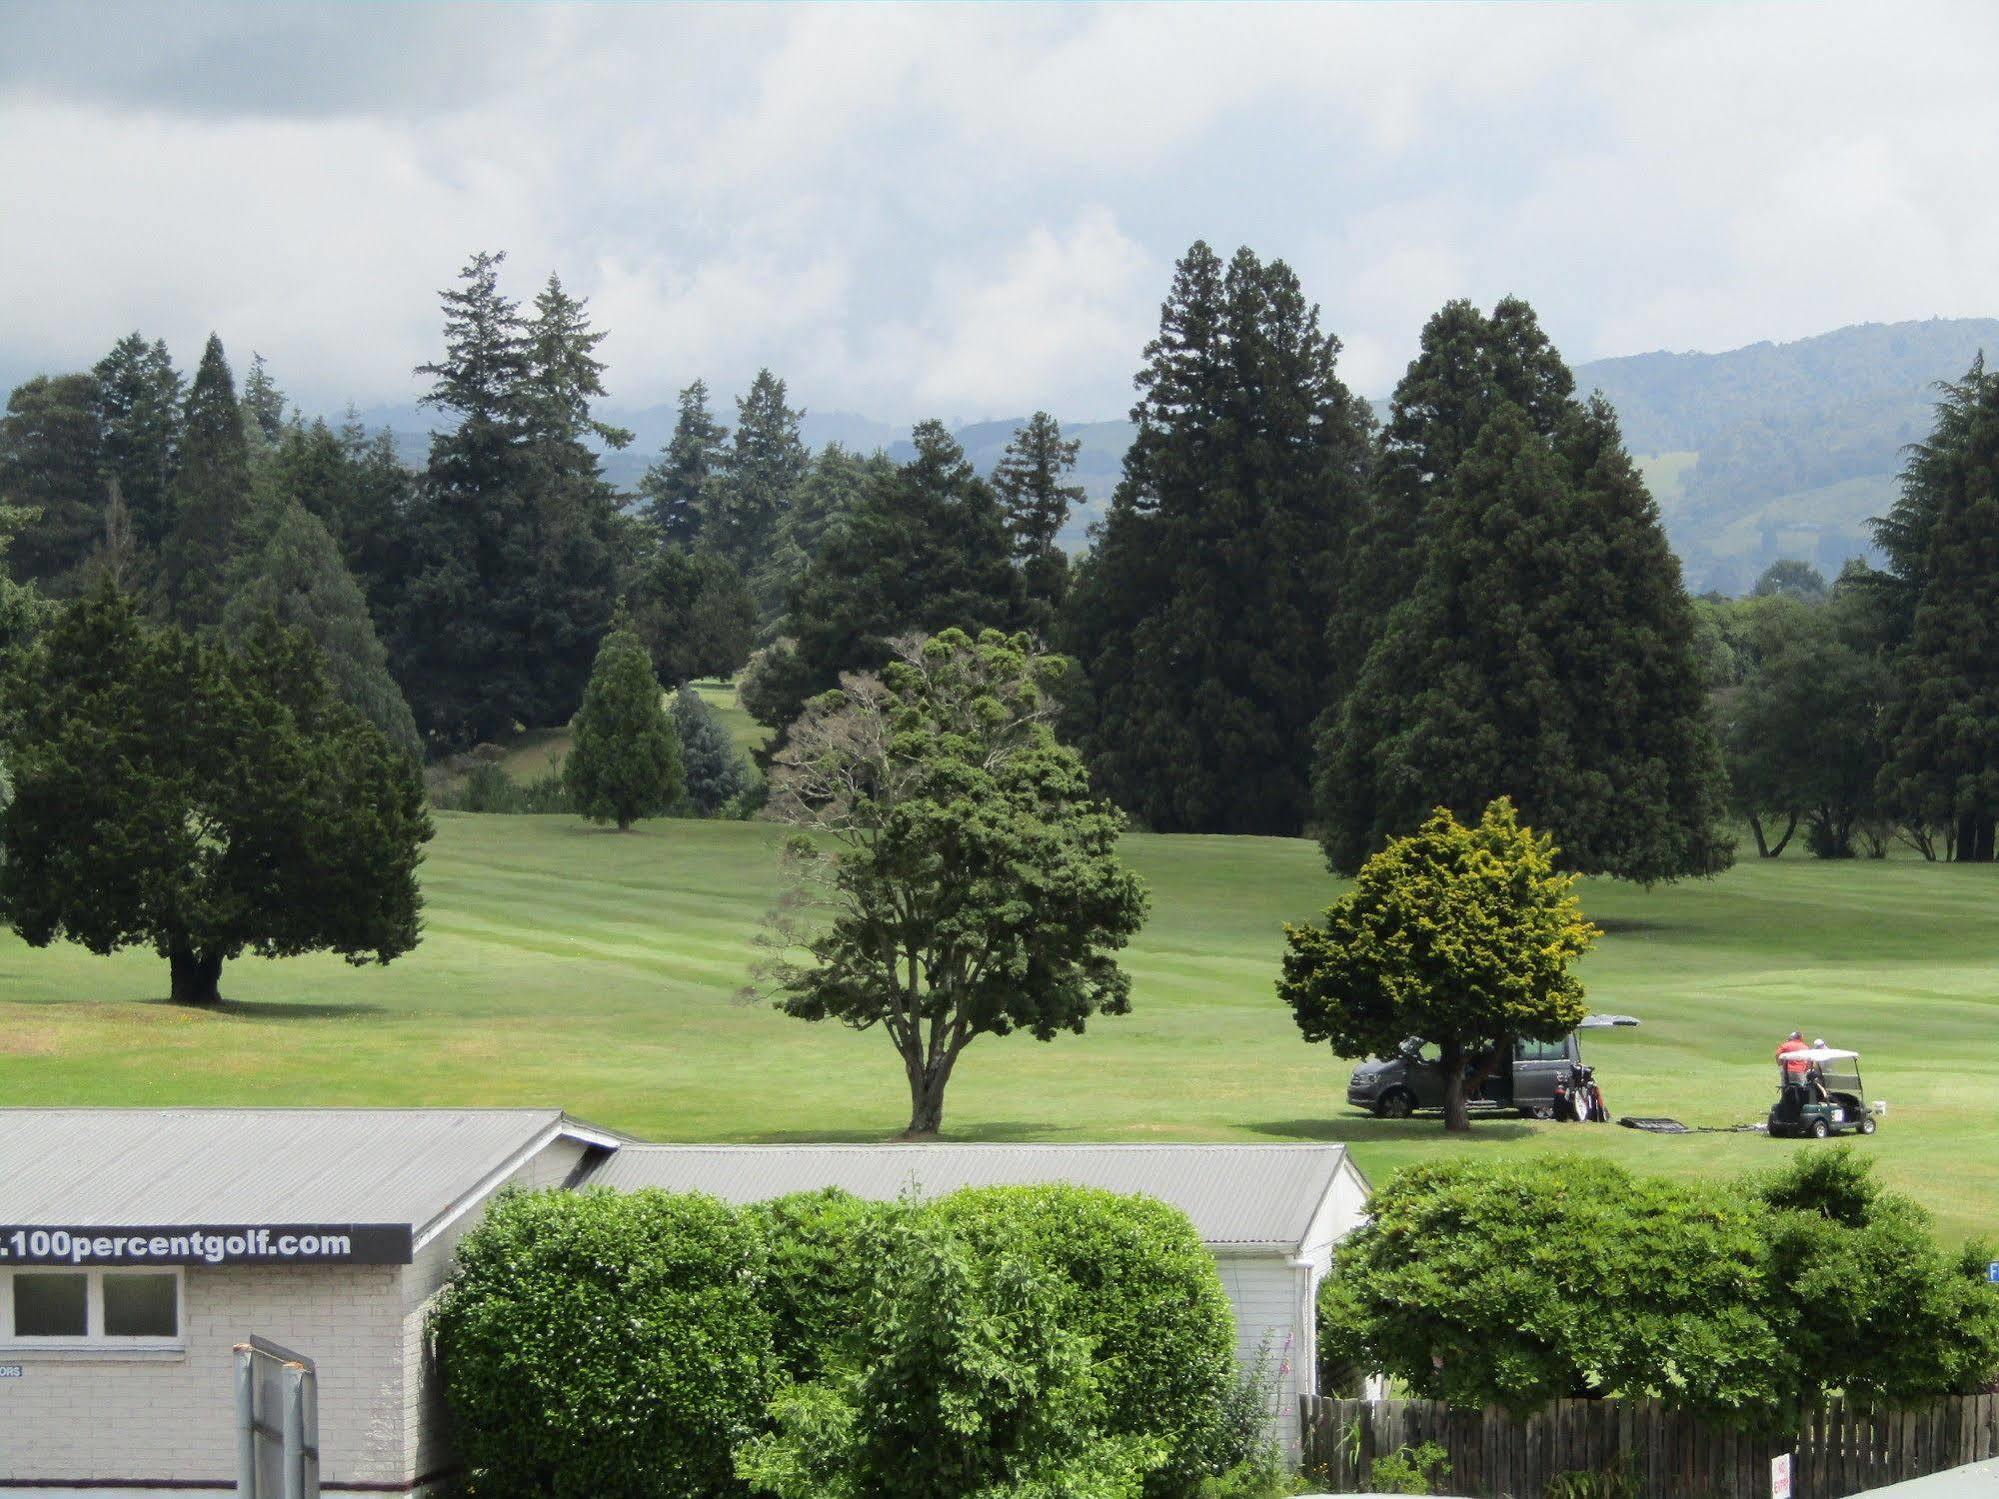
[1513,1038,1569,1062]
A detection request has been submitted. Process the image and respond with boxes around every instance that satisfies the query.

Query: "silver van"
[1343,1016,1637,1119]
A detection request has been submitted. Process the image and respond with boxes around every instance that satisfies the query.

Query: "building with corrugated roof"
[0,1112,1368,1494]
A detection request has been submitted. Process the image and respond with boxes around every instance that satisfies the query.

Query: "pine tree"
[1875,357,1999,860]
[992,411,1083,631]
[1061,242,1374,835]
[563,624,682,830]
[640,379,727,547]
[627,545,756,685]
[82,478,139,594]
[763,421,1024,737]
[0,372,108,594]
[161,334,255,628]
[749,441,885,626]
[1318,395,1731,882]
[92,333,183,554]
[393,251,535,747]
[223,500,424,761]
[241,353,289,444]
[336,413,415,626]
[707,369,808,581]
[672,686,755,816]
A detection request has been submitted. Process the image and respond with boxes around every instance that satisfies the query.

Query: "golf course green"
[2,813,1993,1241]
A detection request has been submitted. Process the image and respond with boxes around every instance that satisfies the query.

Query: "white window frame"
[0,1266,186,1352]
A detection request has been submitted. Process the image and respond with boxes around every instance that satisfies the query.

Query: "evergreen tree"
[563,624,682,830]
[1317,394,1732,882]
[160,334,255,628]
[1875,357,1999,861]
[92,333,183,554]
[393,251,535,747]
[707,368,808,580]
[672,685,755,816]
[761,420,1024,737]
[2,583,430,1004]
[627,544,756,684]
[336,413,415,625]
[1061,242,1374,835]
[748,441,885,627]
[240,353,289,444]
[639,378,726,546]
[83,478,140,594]
[222,500,424,760]
[0,372,107,593]
[273,417,353,542]
[992,411,1083,631]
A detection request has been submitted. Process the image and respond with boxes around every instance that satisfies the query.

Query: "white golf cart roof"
[1795,1048,1860,1063]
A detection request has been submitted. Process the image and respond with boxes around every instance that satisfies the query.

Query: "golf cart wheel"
[1810,1118,1830,1139]
[1376,1089,1415,1120]
[1859,1115,1877,1135]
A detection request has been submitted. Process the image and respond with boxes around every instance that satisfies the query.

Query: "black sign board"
[0,1223,414,1267]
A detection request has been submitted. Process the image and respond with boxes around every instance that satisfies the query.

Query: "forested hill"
[350,316,1999,594]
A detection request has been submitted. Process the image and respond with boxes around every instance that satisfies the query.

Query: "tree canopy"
[754,629,1147,1135]
[564,624,683,831]
[1,582,431,1003]
[1279,799,1597,1131]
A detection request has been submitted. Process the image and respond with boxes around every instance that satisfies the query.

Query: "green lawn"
[3,816,1994,1241]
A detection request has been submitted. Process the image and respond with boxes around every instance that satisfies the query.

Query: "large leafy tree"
[92,332,183,554]
[1063,242,1373,835]
[563,623,683,831]
[755,629,1148,1136]
[1318,339,1732,882]
[222,500,424,761]
[708,368,808,582]
[1872,356,1999,861]
[992,411,1084,631]
[1280,799,1597,1132]
[758,422,1023,739]
[640,378,728,547]
[0,372,107,594]
[161,334,256,628]
[626,544,757,685]
[1,583,431,1004]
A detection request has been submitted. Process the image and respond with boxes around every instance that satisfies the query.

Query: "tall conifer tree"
[640,379,727,547]
[1874,357,1999,861]
[0,373,107,594]
[161,334,254,628]
[1062,242,1373,835]
[707,369,808,580]
[992,411,1083,631]
[92,333,183,554]
[1317,324,1731,881]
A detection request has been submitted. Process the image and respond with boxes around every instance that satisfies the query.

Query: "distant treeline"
[3,245,1996,870]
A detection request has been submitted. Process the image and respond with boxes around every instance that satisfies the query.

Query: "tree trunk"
[169,947,224,1006]
[1439,1037,1471,1133]
[1954,814,1995,862]
[1765,811,1800,858]
[1748,813,1770,859]
[902,1054,955,1139]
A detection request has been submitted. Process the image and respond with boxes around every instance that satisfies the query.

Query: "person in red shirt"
[1776,1030,1810,1079]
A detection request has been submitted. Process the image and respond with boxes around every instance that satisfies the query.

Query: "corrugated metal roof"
[0,1109,593,1234]
[584,1143,1353,1249]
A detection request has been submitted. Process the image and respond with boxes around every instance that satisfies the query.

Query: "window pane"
[103,1273,178,1337]
[13,1273,88,1337]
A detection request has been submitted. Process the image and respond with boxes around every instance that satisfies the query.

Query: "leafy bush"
[432,1188,774,1499]
[934,1184,1241,1497]
[674,687,757,817]
[749,1188,896,1383]
[434,761,573,813]
[736,1209,1156,1499]
[1368,1442,1450,1495]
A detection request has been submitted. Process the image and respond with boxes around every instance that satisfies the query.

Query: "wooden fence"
[1299,1393,1999,1498]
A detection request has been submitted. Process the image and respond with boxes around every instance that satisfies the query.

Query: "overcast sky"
[3,1,1996,423]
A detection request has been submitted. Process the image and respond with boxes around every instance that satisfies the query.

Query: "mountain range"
[344,316,1999,595]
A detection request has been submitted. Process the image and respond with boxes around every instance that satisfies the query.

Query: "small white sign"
[1771,1453,1793,1499]
[0,1365,22,1379]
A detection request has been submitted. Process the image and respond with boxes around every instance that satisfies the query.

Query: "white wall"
[1212,1248,1312,1457]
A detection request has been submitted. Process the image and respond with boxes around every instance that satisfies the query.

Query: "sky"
[3,0,1997,425]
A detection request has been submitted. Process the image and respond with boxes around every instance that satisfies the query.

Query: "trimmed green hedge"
[935,1183,1247,1497]
[432,1187,773,1499]
[749,1188,896,1384]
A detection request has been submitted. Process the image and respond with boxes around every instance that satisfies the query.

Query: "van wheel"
[1376,1090,1415,1119]
[1810,1119,1830,1139]
[1859,1116,1876,1135]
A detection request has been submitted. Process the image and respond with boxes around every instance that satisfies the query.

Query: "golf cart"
[1768,1047,1881,1139]
[1345,1014,1640,1119]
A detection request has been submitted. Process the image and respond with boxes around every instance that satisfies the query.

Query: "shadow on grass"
[141,997,387,1021]
[1248,1117,1540,1144]
[748,1120,1078,1145]
[1593,916,1683,935]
